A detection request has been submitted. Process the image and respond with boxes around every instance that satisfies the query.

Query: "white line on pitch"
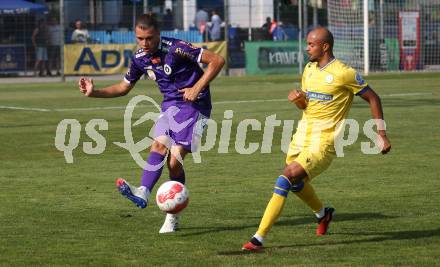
[0,105,50,112]
[382,92,433,97]
[0,92,434,112]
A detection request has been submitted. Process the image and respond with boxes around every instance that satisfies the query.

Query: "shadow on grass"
[276,212,397,227]
[272,227,440,249]
[180,212,395,238]
[217,228,440,256]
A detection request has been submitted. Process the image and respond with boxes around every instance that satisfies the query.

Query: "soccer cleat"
[316,207,335,235]
[159,213,179,234]
[116,178,149,209]
[241,241,264,252]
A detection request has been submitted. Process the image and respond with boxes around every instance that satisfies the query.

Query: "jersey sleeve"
[301,63,311,93]
[343,68,369,95]
[170,40,203,63]
[124,58,144,84]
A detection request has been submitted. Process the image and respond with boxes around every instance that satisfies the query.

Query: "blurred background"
[0,0,439,78]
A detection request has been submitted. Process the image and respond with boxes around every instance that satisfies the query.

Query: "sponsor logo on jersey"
[355,72,365,85]
[135,51,146,58]
[306,91,333,101]
[174,47,195,60]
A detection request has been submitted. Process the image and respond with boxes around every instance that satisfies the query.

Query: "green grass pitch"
[1,73,439,266]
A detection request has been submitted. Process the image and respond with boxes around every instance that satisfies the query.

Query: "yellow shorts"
[285,144,335,180]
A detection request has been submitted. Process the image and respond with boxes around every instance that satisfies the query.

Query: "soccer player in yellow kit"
[242,27,392,252]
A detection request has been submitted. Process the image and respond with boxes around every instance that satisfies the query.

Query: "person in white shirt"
[71,20,90,44]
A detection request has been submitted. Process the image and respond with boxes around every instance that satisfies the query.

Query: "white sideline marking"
[53,105,143,111]
[214,98,286,104]
[0,92,434,112]
[382,92,432,97]
[0,105,50,112]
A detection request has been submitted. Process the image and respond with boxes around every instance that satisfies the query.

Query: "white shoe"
[116,178,150,208]
[159,213,180,233]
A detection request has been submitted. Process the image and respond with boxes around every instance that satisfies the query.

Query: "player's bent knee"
[150,141,168,155]
[290,180,305,192]
[283,163,307,184]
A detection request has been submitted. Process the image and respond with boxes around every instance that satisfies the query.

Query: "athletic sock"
[140,152,166,191]
[255,175,291,238]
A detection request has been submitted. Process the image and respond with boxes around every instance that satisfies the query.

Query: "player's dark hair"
[135,14,159,30]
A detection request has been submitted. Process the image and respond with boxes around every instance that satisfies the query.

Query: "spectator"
[32,19,51,76]
[209,10,222,41]
[47,17,61,75]
[162,8,174,31]
[71,19,90,43]
[271,21,288,41]
[262,17,272,40]
[194,7,209,39]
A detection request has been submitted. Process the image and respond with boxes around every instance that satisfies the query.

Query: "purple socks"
[140,151,166,191]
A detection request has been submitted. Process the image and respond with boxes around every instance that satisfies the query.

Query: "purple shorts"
[154,102,210,152]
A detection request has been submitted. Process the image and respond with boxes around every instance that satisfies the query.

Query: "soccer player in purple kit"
[78,14,225,233]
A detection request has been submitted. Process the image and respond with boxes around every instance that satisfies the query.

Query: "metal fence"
[1,0,439,77]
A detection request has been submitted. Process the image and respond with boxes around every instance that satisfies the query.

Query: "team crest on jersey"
[164,64,172,75]
[146,70,156,80]
[355,72,365,85]
[325,74,334,84]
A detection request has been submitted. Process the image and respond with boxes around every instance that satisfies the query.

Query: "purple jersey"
[124,37,211,113]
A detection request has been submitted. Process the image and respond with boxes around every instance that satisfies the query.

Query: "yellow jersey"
[292,59,369,152]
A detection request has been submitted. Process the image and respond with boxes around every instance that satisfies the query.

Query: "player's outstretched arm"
[359,88,391,154]
[288,89,307,110]
[178,49,225,102]
[78,77,134,98]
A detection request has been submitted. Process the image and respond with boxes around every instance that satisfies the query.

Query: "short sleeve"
[343,68,369,95]
[301,63,311,92]
[124,58,144,84]
[171,40,203,63]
